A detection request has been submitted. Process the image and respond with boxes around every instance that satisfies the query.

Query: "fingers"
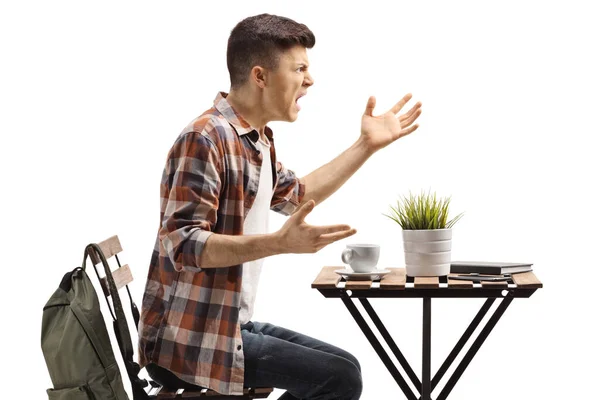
[312,224,353,235]
[318,228,357,243]
[401,108,421,129]
[395,124,419,140]
[388,93,412,115]
[294,200,315,221]
[399,101,422,122]
[363,96,376,117]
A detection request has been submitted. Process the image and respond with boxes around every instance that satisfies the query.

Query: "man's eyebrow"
[296,62,309,67]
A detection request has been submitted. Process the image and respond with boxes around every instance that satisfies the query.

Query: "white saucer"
[334,268,391,281]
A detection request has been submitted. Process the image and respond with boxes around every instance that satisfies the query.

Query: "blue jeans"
[241,321,363,400]
[146,321,362,399]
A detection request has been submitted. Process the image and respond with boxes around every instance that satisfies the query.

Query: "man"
[138,13,421,400]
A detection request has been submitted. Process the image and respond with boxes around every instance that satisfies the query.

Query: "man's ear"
[250,66,268,89]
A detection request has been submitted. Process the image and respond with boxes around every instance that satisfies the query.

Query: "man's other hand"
[275,200,357,254]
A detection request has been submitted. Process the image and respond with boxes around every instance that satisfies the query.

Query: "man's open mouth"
[295,93,306,110]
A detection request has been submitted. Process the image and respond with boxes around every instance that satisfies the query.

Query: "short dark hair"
[227,13,316,89]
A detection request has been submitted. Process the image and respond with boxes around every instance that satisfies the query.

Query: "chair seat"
[151,386,273,399]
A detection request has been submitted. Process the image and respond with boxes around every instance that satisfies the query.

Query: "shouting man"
[139,13,421,400]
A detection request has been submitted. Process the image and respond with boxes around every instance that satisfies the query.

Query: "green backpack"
[41,243,135,400]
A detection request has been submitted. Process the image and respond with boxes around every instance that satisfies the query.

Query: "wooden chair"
[87,235,273,400]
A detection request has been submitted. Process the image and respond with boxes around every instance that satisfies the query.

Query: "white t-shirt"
[238,135,272,325]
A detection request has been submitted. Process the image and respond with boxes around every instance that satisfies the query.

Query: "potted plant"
[383,190,464,277]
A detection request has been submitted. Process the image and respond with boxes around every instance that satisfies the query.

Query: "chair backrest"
[89,235,273,400]
[85,236,149,399]
[88,235,134,304]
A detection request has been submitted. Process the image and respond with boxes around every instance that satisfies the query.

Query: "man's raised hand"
[360,93,422,154]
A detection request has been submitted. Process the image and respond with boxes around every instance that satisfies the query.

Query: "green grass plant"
[384,190,464,230]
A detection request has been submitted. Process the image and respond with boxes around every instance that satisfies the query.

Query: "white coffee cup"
[341,244,380,272]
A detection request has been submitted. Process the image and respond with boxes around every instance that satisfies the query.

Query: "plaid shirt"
[138,92,305,395]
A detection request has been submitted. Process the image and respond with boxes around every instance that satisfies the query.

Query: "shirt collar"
[213,91,273,141]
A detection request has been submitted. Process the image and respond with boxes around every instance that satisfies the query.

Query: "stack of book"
[450,261,533,275]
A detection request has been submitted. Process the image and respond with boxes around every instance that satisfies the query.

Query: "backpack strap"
[83,243,150,399]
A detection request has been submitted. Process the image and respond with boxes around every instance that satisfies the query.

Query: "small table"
[311,267,543,400]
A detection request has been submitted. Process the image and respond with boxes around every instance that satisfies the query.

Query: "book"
[450,261,533,275]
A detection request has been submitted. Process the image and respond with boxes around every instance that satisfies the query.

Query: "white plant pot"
[402,228,452,277]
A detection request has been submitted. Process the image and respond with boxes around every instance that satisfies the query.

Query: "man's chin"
[288,108,300,121]
[279,112,298,123]
[271,109,299,123]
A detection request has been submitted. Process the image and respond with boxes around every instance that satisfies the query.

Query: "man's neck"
[226,89,267,137]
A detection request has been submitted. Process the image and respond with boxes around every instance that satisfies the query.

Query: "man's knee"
[329,358,363,399]
[344,366,363,400]
[345,352,361,373]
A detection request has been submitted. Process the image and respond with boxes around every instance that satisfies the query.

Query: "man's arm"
[298,94,422,208]
[199,232,282,268]
[299,138,373,207]
[200,200,356,268]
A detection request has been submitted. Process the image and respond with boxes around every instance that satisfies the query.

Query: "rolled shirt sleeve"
[160,131,222,273]
[270,160,306,216]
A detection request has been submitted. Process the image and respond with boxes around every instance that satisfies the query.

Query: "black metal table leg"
[339,289,517,400]
[359,298,422,393]
[437,297,514,400]
[432,298,495,391]
[340,292,417,400]
[417,298,496,400]
[422,297,431,400]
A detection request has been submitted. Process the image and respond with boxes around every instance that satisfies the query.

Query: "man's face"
[263,45,314,122]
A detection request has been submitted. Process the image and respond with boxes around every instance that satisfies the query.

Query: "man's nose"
[304,72,314,87]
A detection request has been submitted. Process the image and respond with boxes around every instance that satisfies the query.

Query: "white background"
[1,0,598,398]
